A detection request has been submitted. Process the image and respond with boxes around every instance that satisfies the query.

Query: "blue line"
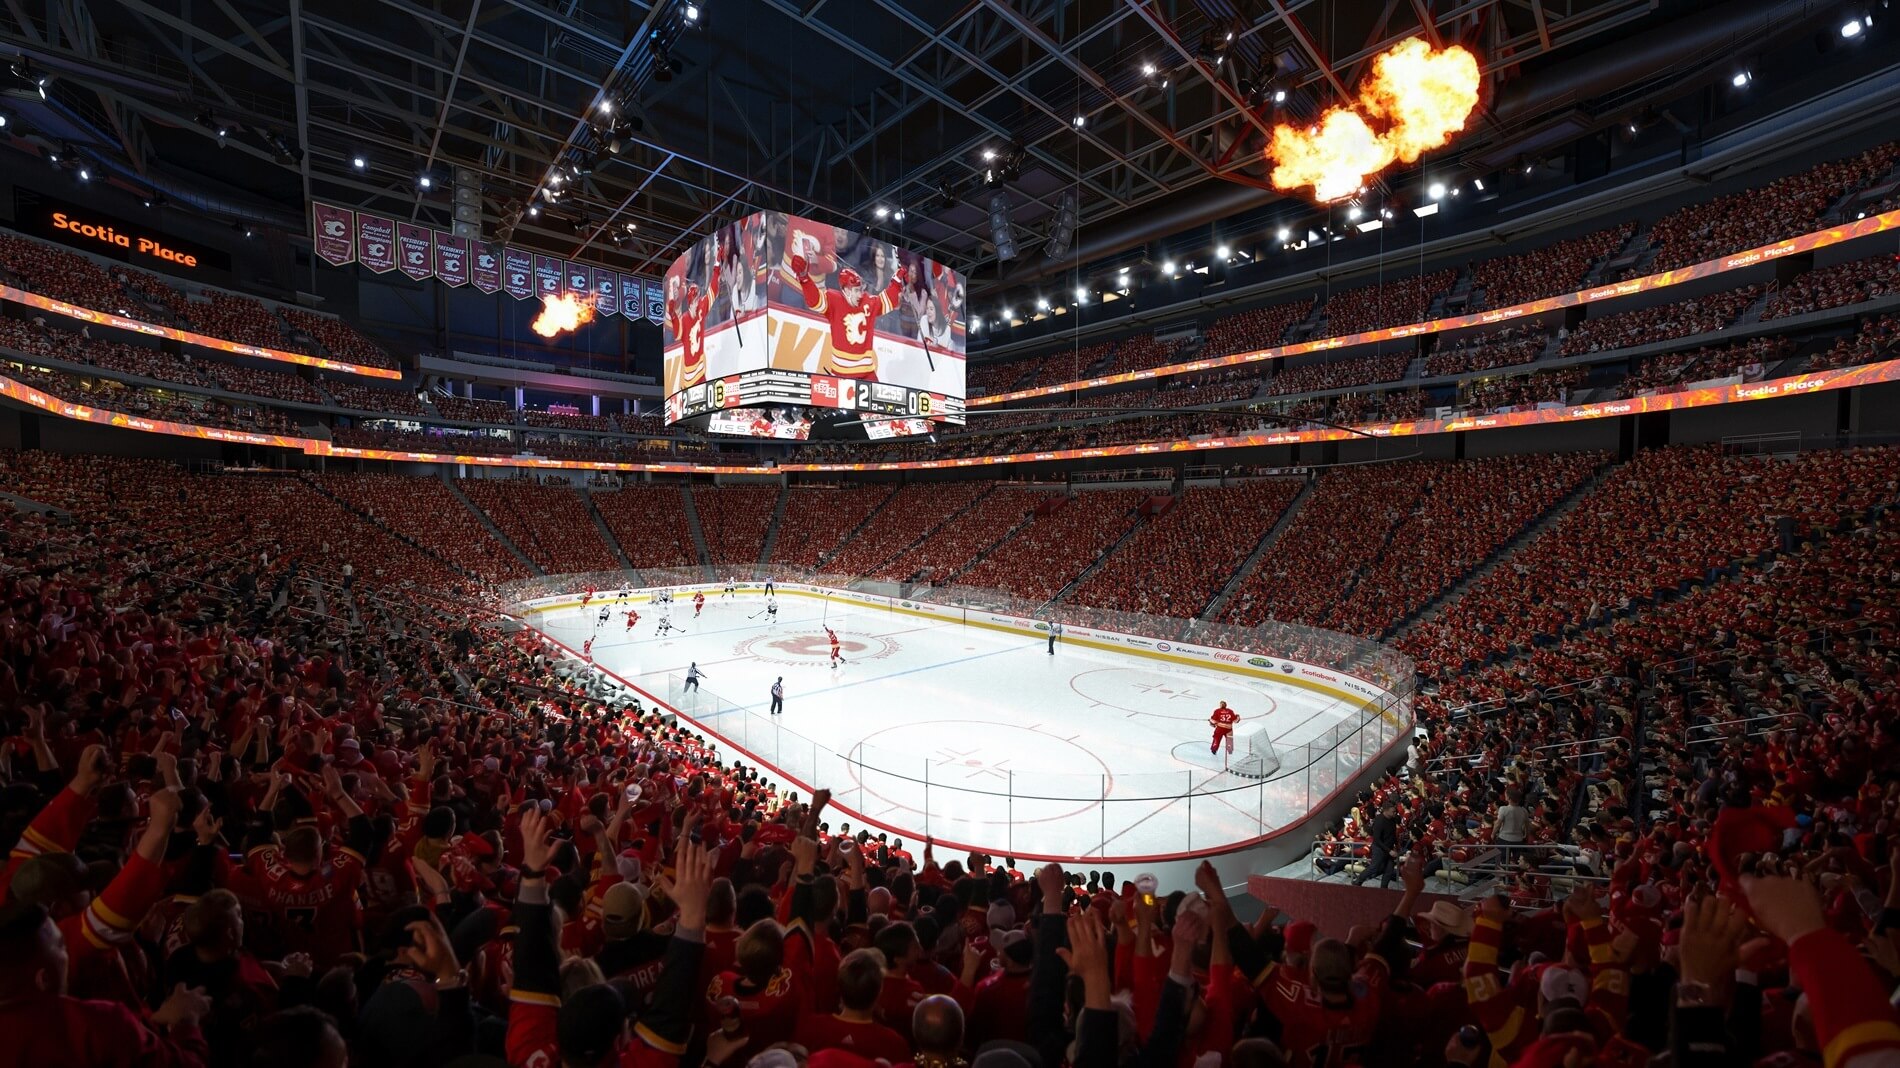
[696,638,1039,716]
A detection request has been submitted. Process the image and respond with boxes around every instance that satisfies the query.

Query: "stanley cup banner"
[533,255,561,299]
[592,266,618,317]
[564,260,591,302]
[503,247,534,300]
[396,222,433,281]
[356,213,395,273]
[434,232,469,287]
[471,241,501,294]
[621,274,642,320]
[312,203,354,266]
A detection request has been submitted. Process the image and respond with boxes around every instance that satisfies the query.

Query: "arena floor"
[525,590,1383,862]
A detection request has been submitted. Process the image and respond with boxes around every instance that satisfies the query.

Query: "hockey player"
[723,579,737,598]
[597,606,611,625]
[655,609,679,639]
[826,626,845,667]
[765,598,778,624]
[581,588,594,607]
[693,591,706,618]
[624,609,640,634]
[788,250,907,379]
[685,662,706,692]
[665,236,721,392]
[1209,700,1240,759]
[582,637,594,663]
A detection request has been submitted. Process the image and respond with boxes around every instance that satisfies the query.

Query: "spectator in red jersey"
[795,947,912,1062]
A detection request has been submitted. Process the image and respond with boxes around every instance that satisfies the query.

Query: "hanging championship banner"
[645,278,666,323]
[592,266,618,317]
[434,232,469,287]
[471,241,501,294]
[503,247,535,300]
[564,260,591,301]
[356,213,395,273]
[312,203,354,266]
[533,255,562,299]
[396,223,433,281]
[621,274,642,320]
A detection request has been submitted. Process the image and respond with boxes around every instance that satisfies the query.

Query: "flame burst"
[1267,38,1482,203]
[530,293,597,338]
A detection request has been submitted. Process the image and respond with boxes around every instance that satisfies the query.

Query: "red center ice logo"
[734,632,899,665]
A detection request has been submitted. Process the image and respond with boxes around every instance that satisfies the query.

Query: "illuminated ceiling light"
[1414,202,1440,218]
[1276,227,1290,241]
[599,99,613,114]
[418,175,433,189]
[892,209,905,222]
[77,165,89,181]
[1036,296,1049,310]
[351,154,367,169]
[1355,219,1383,233]
[982,147,997,160]
[1427,181,1445,200]
[528,204,540,216]
[1074,285,1087,301]
[1071,114,1085,128]
[1001,306,1013,318]
[1731,69,1752,87]
[1347,204,1363,220]
[684,2,700,21]
[874,205,890,218]
[1841,18,1863,37]
[1273,89,1287,103]
[1472,178,1485,191]
[1161,260,1175,274]
[1215,244,1230,259]
[1141,62,1157,76]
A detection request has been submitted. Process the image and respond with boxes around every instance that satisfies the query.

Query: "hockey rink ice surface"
[529,593,1388,861]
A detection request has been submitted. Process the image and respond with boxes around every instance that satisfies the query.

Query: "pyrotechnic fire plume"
[531,293,597,338]
[1267,38,1481,203]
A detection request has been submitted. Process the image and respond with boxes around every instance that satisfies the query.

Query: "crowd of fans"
[958,489,1145,602]
[1424,325,1551,378]
[1559,285,1763,357]
[1068,480,1303,618]
[280,308,400,370]
[1199,299,1316,360]
[183,293,308,354]
[770,486,896,570]
[1,436,1900,1068]
[873,486,1056,584]
[1101,336,1188,377]
[1615,337,1794,399]
[1267,351,1411,397]
[1468,223,1636,311]
[519,408,620,433]
[329,425,517,458]
[0,233,144,311]
[315,472,534,584]
[459,478,624,576]
[323,381,429,418]
[1455,368,1588,413]
[1761,253,1900,321]
[822,483,991,578]
[1810,314,1900,371]
[433,395,516,425]
[592,483,703,569]
[1315,270,1458,340]
[691,485,782,566]
[1639,140,1900,274]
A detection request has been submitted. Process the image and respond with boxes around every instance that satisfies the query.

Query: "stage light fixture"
[1273,89,1287,103]
[77,166,89,181]
[528,204,540,217]
[1215,245,1229,259]
[1276,227,1291,241]
[892,209,905,222]
[874,205,890,218]
[1001,306,1013,318]
[1731,69,1752,87]
[684,2,700,22]
[982,147,997,160]
[352,154,367,169]
[1347,204,1362,220]
[1428,182,1445,200]
[1473,178,1485,191]
[1142,63,1157,76]
[1162,260,1176,275]
[1842,17,1863,36]
[1071,114,1085,128]
[599,99,613,114]
[418,175,434,189]
[1074,286,1087,302]
[1414,202,1440,218]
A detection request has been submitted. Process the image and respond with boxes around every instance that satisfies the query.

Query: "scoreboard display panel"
[659,211,966,440]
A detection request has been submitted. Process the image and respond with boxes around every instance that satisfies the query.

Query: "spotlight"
[874,205,890,218]
[528,204,541,217]
[1273,89,1287,103]
[1215,245,1230,259]
[1071,114,1085,128]
[1731,69,1752,87]
[1036,297,1050,311]
[142,196,153,208]
[1162,260,1176,274]
[982,147,997,160]
[243,226,255,238]
[625,221,638,231]
[1472,178,1485,191]
[352,154,367,169]
[892,209,905,222]
[1413,202,1440,218]
[77,165,89,181]
[1142,63,1157,76]
[1427,181,1445,200]
[1001,306,1013,318]
[684,2,700,21]
[0,113,8,128]
[418,175,433,189]
[1347,204,1363,220]
[1842,17,1863,36]
[1074,285,1087,302]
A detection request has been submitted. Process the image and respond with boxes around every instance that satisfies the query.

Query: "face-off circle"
[734,630,902,666]
[841,718,1110,826]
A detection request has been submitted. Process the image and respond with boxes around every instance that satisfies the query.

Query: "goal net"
[1229,727,1282,779]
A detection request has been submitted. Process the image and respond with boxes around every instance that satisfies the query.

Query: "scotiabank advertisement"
[661,211,966,436]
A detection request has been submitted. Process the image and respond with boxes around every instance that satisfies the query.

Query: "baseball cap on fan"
[601,882,649,939]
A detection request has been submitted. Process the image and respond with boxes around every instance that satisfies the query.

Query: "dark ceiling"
[0,0,1850,294]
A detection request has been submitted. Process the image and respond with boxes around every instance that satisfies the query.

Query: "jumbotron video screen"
[660,210,966,440]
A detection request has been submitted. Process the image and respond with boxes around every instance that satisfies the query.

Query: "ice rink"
[526,589,1397,861]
